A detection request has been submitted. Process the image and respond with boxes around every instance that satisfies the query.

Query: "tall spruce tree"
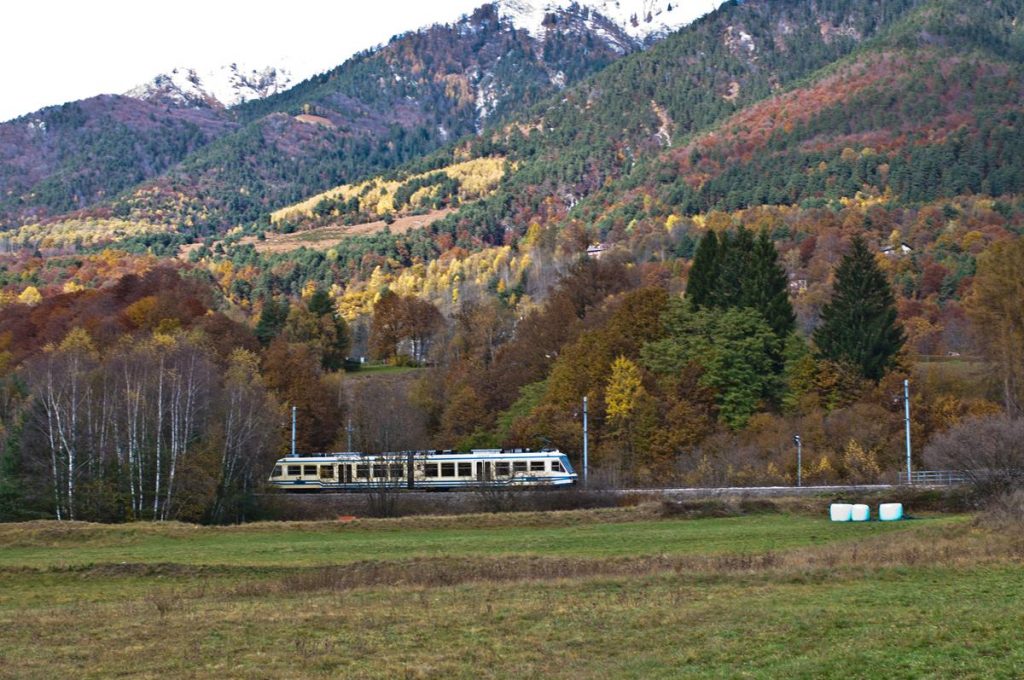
[717,226,755,308]
[743,230,796,339]
[686,229,720,309]
[813,236,905,381]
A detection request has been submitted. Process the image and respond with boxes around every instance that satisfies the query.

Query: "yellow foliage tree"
[840,439,881,483]
[17,286,42,306]
[606,356,644,424]
[967,239,1024,415]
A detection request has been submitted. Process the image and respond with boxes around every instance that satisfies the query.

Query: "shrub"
[923,415,1024,500]
[980,489,1024,528]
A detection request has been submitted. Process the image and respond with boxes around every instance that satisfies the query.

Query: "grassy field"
[0,506,1020,678]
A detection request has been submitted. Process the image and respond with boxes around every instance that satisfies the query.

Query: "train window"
[495,462,510,476]
[441,462,455,477]
[319,466,335,479]
[303,465,317,476]
[356,464,370,479]
[424,463,439,477]
[513,461,528,473]
[530,461,545,472]
[390,463,405,478]
[287,465,301,476]
[554,461,566,473]
[372,464,388,478]
[273,466,282,477]
[457,462,472,477]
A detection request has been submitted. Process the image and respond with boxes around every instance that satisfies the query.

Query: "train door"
[342,464,352,485]
[477,461,490,482]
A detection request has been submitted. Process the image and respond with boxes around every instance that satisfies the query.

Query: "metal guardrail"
[897,470,968,485]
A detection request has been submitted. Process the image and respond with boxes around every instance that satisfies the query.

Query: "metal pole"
[790,436,798,489]
[291,405,297,457]
[582,396,588,487]
[793,435,802,487]
[904,379,912,484]
[347,417,353,452]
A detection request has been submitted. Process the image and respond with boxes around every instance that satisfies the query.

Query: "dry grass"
[0,503,659,548]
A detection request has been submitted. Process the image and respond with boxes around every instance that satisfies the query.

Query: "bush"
[981,489,1024,528]
[924,415,1024,501]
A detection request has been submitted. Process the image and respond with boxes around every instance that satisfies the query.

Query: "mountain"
[8,0,1024,248]
[125,64,294,109]
[419,0,938,247]
[87,1,676,232]
[0,1,678,234]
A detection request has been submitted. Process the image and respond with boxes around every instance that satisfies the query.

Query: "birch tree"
[25,329,98,520]
[209,349,282,523]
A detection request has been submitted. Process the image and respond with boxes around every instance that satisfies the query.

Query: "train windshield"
[560,457,576,474]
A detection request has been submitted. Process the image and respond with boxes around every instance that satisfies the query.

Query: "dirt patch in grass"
[659,497,783,518]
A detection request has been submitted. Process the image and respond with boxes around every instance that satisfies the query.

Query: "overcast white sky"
[0,0,484,122]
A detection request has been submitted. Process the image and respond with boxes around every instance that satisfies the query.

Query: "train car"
[267,448,577,492]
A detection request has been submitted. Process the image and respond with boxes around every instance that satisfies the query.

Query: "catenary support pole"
[904,379,912,484]
[583,396,588,487]
[291,405,297,457]
[794,434,802,488]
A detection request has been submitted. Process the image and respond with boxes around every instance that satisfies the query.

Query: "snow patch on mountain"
[126,64,292,109]
[496,0,713,43]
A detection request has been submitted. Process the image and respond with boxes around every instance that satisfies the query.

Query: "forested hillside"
[2,0,1024,522]
[0,96,234,229]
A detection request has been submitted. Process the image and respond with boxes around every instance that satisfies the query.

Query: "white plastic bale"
[851,504,870,522]
[878,502,904,521]
[829,503,853,521]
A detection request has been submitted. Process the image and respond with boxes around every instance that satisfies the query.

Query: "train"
[268,448,577,492]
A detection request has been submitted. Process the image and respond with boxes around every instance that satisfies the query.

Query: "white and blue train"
[268,449,577,492]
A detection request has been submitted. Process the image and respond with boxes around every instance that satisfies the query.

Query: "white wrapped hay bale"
[830,503,853,521]
[851,504,870,522]
[878,503,904,521]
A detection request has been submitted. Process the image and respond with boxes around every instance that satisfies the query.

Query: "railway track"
[259,483,927,500]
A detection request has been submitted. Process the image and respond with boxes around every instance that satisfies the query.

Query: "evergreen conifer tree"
[813,236,905,381]
[743,229,796,339]
[718,226,755,308]
[255,297,290,347]
[686,230,720,309]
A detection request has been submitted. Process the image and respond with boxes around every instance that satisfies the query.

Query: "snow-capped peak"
[126,64,292,109]
[496,0,708,43]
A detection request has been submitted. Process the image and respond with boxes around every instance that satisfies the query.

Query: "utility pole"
[346,417,354,452]
[793,434,802,487]
[904,379,912,484]
[582,395,589,487]
[291,406,297,457]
